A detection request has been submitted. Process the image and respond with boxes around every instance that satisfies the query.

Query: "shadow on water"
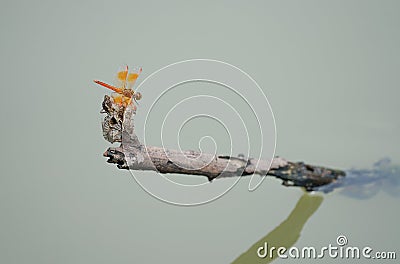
[317,158,400,199]
[232,193,323,263]
[232,158,400,263]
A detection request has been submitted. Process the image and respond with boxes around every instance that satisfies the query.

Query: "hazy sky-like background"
[0,0,399,263]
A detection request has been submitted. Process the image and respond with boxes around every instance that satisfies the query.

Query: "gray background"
[0,0,399,263]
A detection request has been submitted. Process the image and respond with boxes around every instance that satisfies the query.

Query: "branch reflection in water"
[232,193,323,263]
[232,158,400,263]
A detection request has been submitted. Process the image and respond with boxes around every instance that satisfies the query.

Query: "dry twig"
[100,95,345,190]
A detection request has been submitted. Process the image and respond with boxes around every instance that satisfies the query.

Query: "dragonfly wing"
[126,67,142,89]
[114,65,129,89]
[111,92,132,106]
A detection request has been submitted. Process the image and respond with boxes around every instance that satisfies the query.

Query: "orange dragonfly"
[94,65,142,107]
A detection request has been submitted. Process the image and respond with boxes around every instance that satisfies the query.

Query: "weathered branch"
[100,95,345,191]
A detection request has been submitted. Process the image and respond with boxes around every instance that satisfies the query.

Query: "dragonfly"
[94,65,142,107]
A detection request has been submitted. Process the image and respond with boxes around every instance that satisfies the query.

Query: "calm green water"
[0,1,399,263]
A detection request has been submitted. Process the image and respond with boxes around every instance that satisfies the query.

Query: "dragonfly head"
[133,92,142,101]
